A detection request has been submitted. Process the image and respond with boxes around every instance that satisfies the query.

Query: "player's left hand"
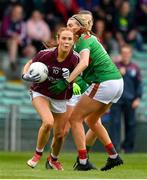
[48,79,69,95]
[73,83,81,95]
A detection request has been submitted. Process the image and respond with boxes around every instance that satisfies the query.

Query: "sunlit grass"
[0,152,147,179]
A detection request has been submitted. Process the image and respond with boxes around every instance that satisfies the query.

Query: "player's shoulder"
[73,50,80,58]
[80,34,96,40]
[80,34,90,40]
[79,34,96,45]
[69,50,80,65]
[39,47,56,54]
[37,47,56,57]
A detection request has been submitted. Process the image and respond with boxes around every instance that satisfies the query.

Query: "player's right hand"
[22,72,41,82]
[48,79,69,95]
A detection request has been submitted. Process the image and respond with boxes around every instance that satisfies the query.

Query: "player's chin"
[62,47,71,53]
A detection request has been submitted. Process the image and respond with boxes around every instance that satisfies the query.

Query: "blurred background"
[0,0,147,153]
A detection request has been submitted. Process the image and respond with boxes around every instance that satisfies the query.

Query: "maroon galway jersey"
[30,47,79,100]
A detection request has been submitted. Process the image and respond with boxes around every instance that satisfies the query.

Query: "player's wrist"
[64,78,70,84]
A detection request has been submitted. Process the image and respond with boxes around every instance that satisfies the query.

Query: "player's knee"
[42,121,53,131]
[68,117,73,124]
[86,120,92,128]
[63,129,70,137]
[69,116,76,126]
[63,125,70,137]
[54,131,65,142]
[88,122,97,132]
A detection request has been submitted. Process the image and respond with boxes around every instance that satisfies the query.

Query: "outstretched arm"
[67,50,90,83]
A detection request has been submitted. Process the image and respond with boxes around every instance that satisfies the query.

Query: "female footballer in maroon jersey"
[22,27,79,170]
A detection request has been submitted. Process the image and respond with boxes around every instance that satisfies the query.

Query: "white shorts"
[29,90,67,113]
[85,78,124,104]
[67,95,81,106]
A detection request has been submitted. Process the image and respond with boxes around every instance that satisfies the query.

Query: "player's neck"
[57,51,69,62]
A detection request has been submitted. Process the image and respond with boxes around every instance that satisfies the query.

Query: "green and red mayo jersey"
[74,34,122,87]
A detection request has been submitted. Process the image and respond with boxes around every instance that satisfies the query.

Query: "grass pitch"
[0,152,147,179]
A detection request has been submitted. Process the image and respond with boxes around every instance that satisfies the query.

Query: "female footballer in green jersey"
[49,13,124,171]
[63,10,124,172]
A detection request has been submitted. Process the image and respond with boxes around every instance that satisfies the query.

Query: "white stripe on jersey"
[73,50,80,62]
[40,47,56,52]
[79,48,90,55]
[73,50,80,58]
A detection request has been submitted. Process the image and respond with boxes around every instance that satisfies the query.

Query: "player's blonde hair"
[69,14,92,33]
[78,10,93,31]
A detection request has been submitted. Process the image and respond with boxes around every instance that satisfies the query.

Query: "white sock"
[51,153,58,160]
[109,154,118,159]
[36,148,44,153]
[79,158,87,165]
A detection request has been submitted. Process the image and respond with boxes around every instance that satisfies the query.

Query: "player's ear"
[56,35,59,44]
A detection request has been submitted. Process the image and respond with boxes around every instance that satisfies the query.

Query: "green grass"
[0,152,147,179]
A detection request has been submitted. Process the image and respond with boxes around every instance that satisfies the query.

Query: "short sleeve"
[75,35,92,54]
[32,51,44,63]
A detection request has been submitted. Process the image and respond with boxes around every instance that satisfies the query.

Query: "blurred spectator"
[0,4,35,70]
[94,19,106,44]
[113,0,123,9]
[21,0,54,20]
[43,0,62,31]
[94,19,119,53]
[18,0,37,20]
[115,1,144,51]
[26,10,51,51]
[43,0,79,31]
[56,0,79,21]
[0,0,21,19]
[94,0,115,32]
[92,0,119,53]
[77,0,100,12]
[136,0,147,42]
[129,0,138,13]
[110,44,143,153]
[0,0,9,21]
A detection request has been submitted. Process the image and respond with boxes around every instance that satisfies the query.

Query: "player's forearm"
[22,60,32,74]
[67,60,88,83]
[67,50,90,83]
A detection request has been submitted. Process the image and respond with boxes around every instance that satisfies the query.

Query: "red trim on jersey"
[84,35,90,39]
[89,83,100,98]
